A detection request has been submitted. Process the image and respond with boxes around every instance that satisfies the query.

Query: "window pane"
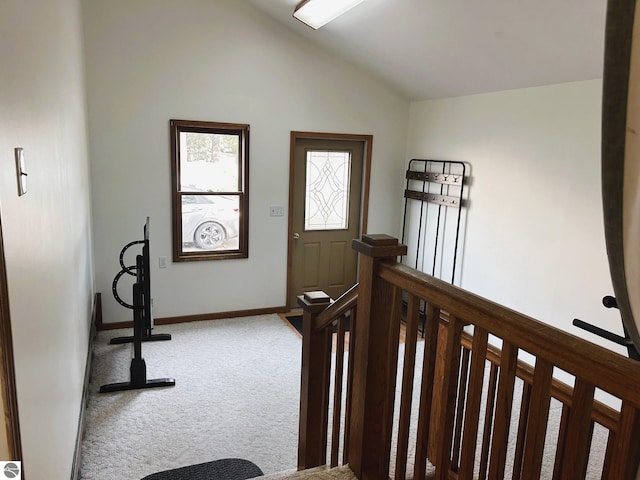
[179,131,239,192]
[181,194,240,252]
[171,119,248,261]
[305,150,351,231]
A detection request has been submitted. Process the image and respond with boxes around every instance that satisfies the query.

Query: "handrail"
[314,283,359,331]
[297,284,358,470]
[459,331,620,432]
[304,292,621,468]
[299,235,640,479]
[349,235,640,479]
[379,261,640,406]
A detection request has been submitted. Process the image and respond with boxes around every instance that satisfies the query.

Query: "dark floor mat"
[140,458,263,480]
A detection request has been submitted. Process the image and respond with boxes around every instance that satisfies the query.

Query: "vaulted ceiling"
[247,0,608,101]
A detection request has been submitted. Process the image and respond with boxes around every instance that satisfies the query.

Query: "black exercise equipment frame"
[100,219,175,393]
[573,295,640,361]
[110,234,171,344]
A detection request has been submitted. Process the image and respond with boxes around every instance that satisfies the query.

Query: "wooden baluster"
[395,293,420,480]
[381,285,403,476]
[434,315,465,480]
[601,428,617,479]
[552,404,569,480]
[330,314,347,467]
[348,234,407,480]
[605,402,640,479]
[512,381,532,480]
[458,328,489,478]
[343,305,357,465]
[521,358,553,480]
[413,303,440,480]
[478,362,499,480]
[427,318,449,463]
[487,341,518,480]
[452,345,471,472]
[298,291,333,470]
[556,378,595,478]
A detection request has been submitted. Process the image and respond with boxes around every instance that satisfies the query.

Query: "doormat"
[285,313,351,336]
[141,458,263,480]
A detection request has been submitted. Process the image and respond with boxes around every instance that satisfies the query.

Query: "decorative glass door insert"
[304,150,352,231]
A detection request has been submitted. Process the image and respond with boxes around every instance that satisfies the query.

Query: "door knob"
[293,232,300,240]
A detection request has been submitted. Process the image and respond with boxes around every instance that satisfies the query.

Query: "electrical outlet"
[158,256,167,269]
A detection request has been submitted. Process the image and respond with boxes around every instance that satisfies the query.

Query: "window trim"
[170,119,249,262]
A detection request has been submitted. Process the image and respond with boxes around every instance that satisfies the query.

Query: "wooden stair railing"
[298,284,359,470]
[298,234,640,480]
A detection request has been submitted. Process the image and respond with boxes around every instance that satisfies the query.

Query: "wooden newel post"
[348,234,407,480]
[298,291,333,470]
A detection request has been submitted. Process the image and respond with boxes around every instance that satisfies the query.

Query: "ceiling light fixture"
[293,0,366,30]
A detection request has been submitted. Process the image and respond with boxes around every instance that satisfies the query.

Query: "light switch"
[14,148,27,196]
[270,206,285,217]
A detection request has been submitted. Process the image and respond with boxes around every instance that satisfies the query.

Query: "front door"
[289,137,365,308]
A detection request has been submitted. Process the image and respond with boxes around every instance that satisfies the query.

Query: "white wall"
[0,0,94,477]
[82,0,409,324]
[407,80,626,352]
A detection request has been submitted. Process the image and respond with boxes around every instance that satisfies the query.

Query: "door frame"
[286,131,373,310]
[0,212,23,460]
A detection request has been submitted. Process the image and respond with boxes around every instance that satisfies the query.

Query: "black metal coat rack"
[400,159,467,335]
[401,159,467,284]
